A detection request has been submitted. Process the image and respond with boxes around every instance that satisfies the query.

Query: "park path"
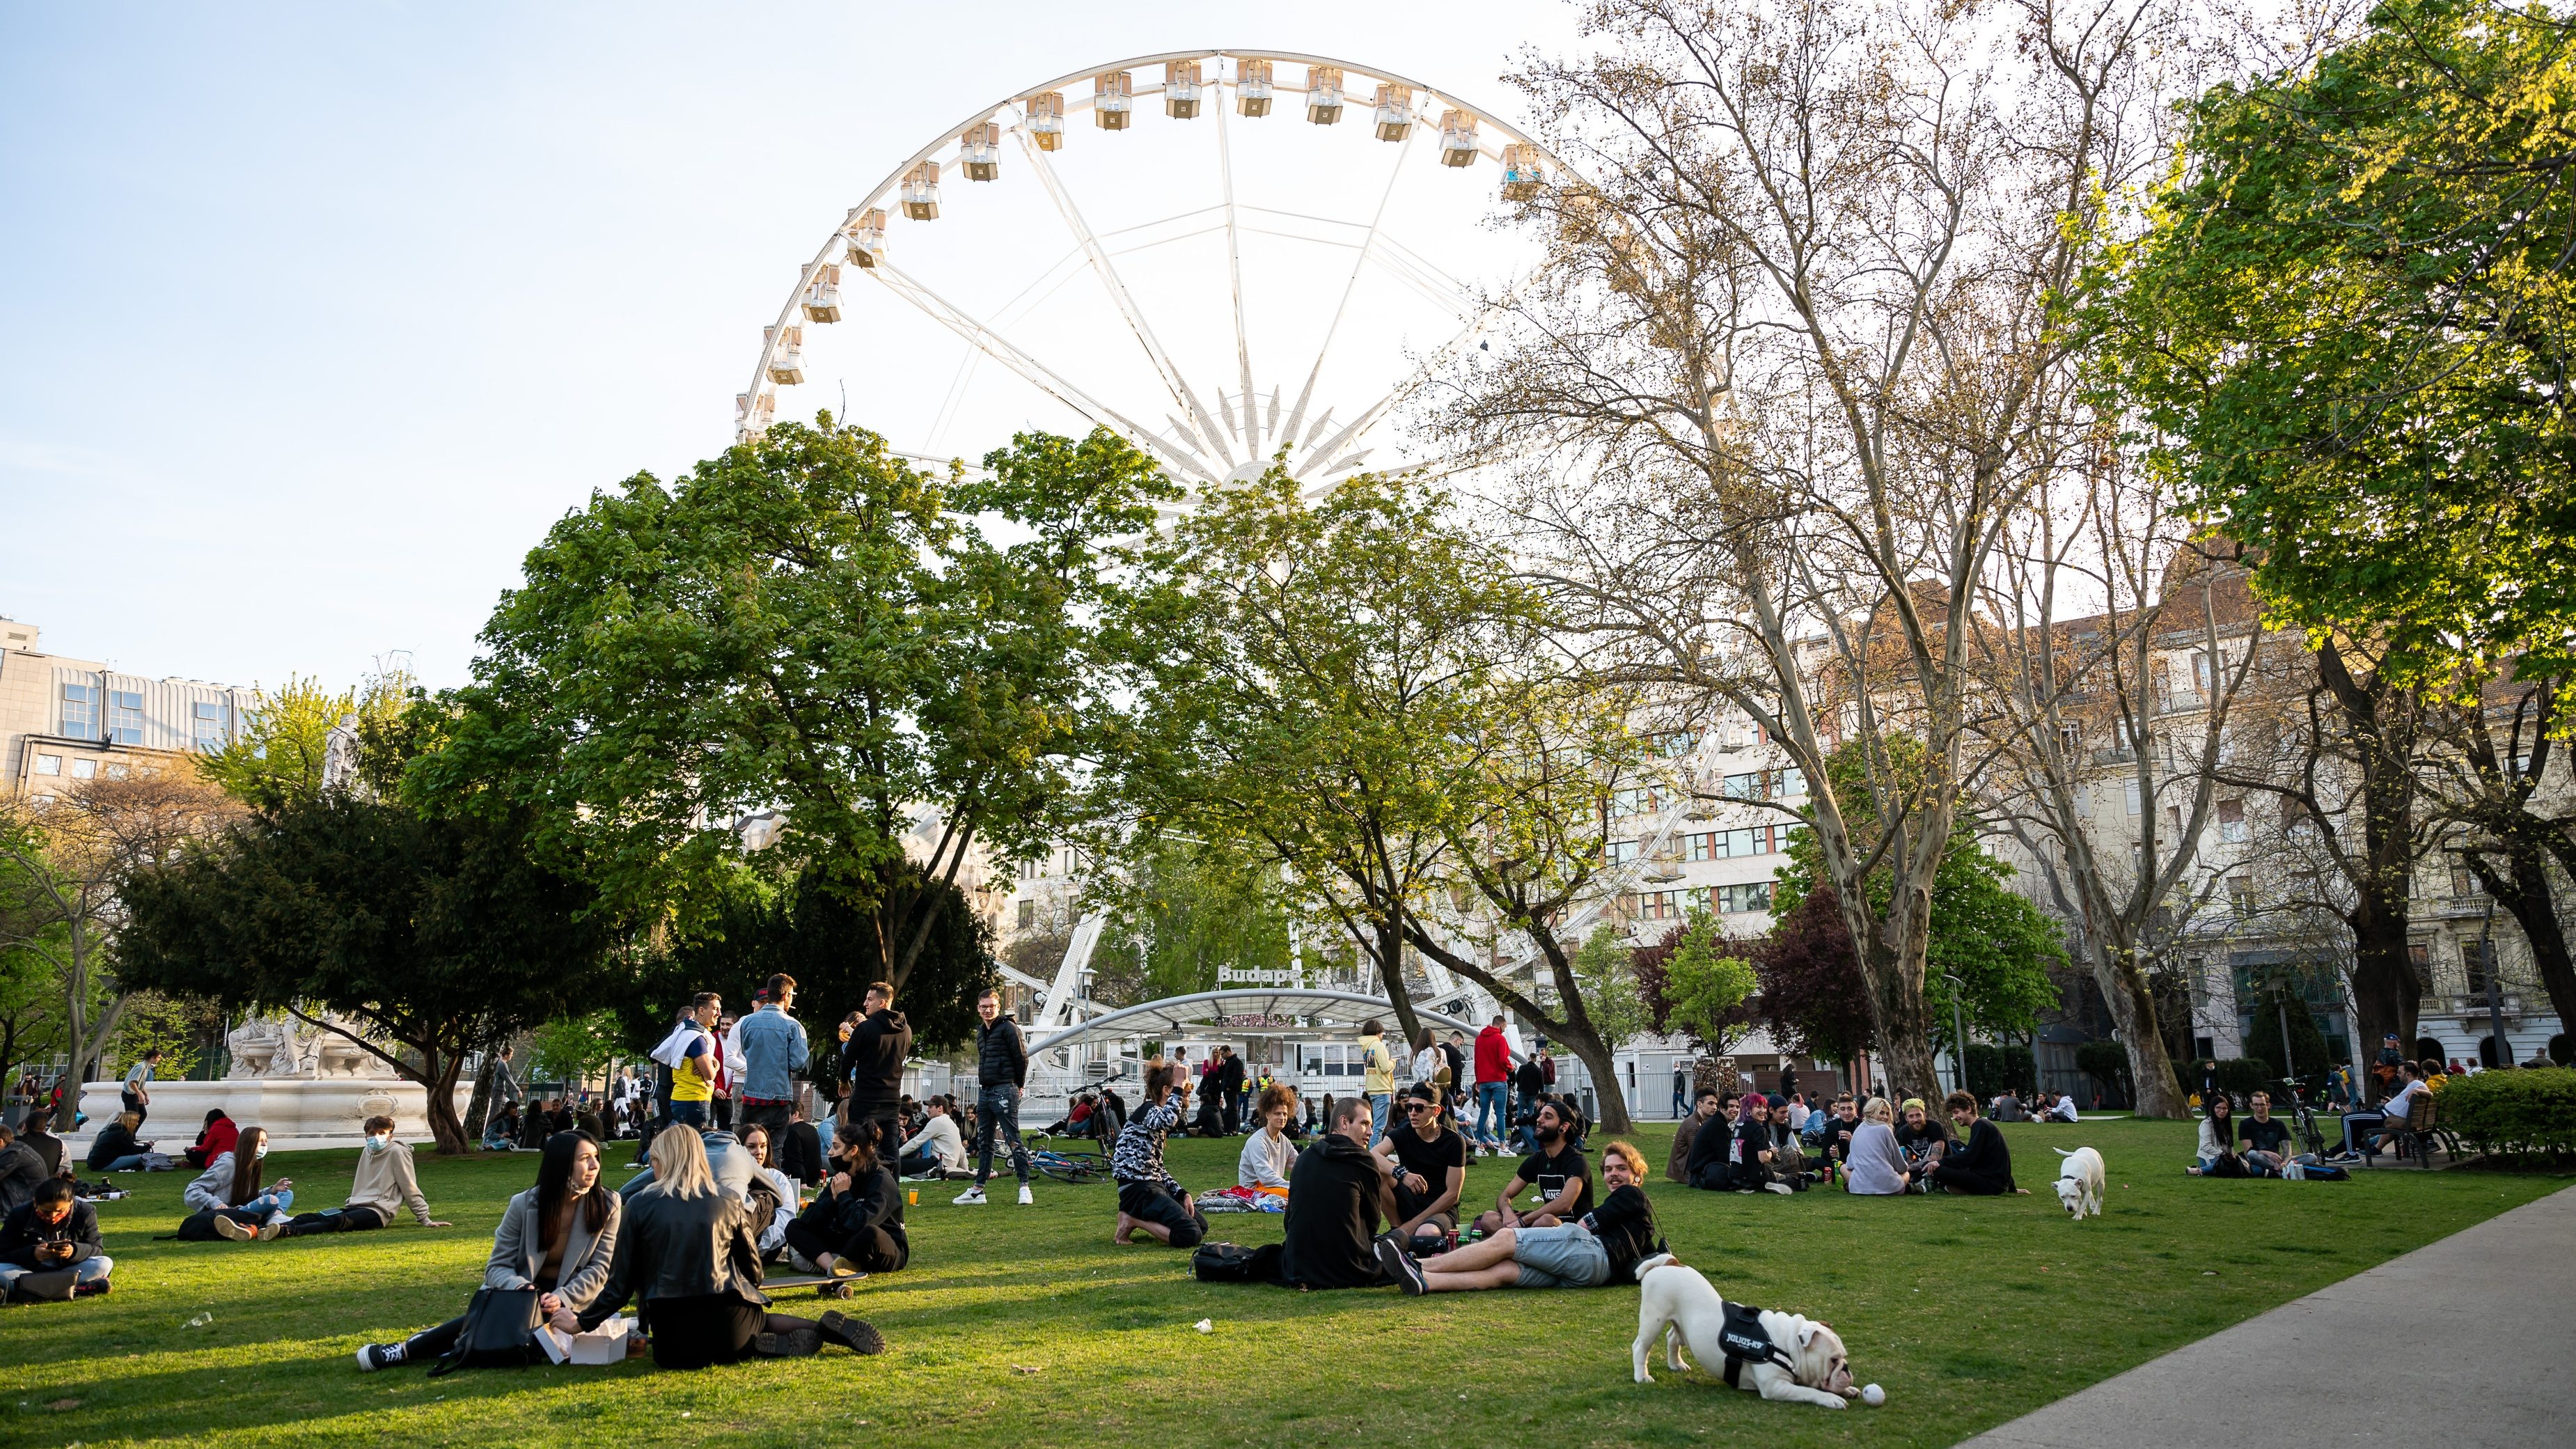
[1960,1180,2576,1449]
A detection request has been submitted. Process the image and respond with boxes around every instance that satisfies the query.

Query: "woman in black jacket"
[782,1120,908,1280]
[85,1112,153,1173]
[574,1126,883,1368]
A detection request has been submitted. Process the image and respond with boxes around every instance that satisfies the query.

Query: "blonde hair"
[1601,1140,1648,1180]
[648,1124,719,1201]
[117,1111,142,1132]
[1862,1097,1894,1125]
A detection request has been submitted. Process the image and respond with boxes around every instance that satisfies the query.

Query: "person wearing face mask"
[181,1126,296,1240]
[356,1131,625,1369]
[782,1118,908,1280]
[270,1115,451,1239]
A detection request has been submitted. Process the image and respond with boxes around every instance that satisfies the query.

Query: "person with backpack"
[355,1131,625,1370]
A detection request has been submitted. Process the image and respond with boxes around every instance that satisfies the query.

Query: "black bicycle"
[2277,1076,2329,1157]
[1030,1147,1108,1184]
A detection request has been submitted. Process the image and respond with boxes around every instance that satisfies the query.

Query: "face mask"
[365,1134,388,1153]
[254,1143,269,1159]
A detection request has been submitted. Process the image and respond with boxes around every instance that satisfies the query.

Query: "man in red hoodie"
[1472,1016,1512,1157]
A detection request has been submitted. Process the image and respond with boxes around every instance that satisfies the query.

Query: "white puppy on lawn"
[2051,1145,2106,1219]
[1631,1254,1861,1408]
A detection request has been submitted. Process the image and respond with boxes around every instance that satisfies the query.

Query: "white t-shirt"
[2382,1080,2426,1122]
[1786,1101,1810,1131]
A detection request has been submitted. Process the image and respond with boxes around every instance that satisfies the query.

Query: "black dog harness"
[1719,1301,1798,1387]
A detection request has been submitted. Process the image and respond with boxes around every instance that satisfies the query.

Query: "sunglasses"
[1404,1102,1435,1114]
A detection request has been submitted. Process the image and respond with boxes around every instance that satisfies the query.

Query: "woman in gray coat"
[355,1130,622,1370]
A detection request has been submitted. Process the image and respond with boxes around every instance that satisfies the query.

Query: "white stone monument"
[71,1010,470,1152]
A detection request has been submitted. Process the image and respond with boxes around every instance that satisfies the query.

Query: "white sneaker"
[1017,1184,1033,1205]
[952,1186,987,1205]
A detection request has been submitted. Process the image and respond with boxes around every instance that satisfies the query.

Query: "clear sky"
[1,1,1585,694]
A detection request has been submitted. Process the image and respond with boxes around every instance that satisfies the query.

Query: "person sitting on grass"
[2239,1092,2300,1177]
[1841,1098,1915,1196]
[1893,1097,1951,1188]
[1471,1101,1592,1235]
[0,1124,46,1216]
[1278,1094,1396,1290]
[1683,1092,1739,1191]
[483,1103,523,1152]
[1376,1085,1467,1239]
[1666,1089,1721,1184]
[1237,1084,1301,1196]
[572,1124,880,1367]
[896,1095,966,1180]
[1727,1092,1799,1195]
[184,1126,296,1241]
[1,1178,111,1299]
[1111,1076,1204,1248]
[260,1115,450,1239]
[735,1125,799,1262]
[15,1110,68,1184]
[84,1111,155,1173]
[1819,1094,1862,1182]
[357,1130,624,1370]
[1381,1141,1661,1295]
[183,1109,237,1170]
[782,1118,908,1282]
[2188,1094,2240,1176]
[1923,1092,2023,1195]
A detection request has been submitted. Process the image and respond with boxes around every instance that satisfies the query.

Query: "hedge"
[2434,1067,2576,1161]
[1966,1043,2038,1100]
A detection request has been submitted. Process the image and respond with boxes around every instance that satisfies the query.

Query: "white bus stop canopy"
[1028,989,1477,1055]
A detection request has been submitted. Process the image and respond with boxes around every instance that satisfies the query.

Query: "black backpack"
[1190,1242,1281,1283]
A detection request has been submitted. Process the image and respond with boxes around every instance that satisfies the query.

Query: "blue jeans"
[1475,1083,1507,1145]
[103,1154,148,1172]
[242,1189,293,1217]
[670,1100,709,1129]
[1368,1092,1392,1143]
[0,1255,111,1292]
[975,1083,1028,1185]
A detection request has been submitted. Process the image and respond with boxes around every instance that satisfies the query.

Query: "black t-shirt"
[1514,1060,1546,1098]
[1389,1125,1466,1189]
[2240,1117,2291,1154]
[1893,1119,1951,1161]
[1515,1143,1593,1216]
[1823,1113,1861,1162]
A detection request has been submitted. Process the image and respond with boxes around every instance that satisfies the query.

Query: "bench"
[2394,1095,2464,1168]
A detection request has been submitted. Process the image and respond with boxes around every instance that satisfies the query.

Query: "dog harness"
[1718,1301,1798,1387]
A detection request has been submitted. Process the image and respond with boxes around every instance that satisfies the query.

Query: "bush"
[2208,1058,2275,1106]
[2074,1040,2133,1108]
[1965,1043,2038,1100]
[2435,1068,2576,1162]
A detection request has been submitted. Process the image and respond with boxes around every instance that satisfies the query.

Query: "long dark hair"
[535,1129,608,1249]
[226,1127,266,1206]
[835,1115,882,1177]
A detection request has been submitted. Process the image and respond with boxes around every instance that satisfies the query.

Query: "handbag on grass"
[427,1286,544,1375]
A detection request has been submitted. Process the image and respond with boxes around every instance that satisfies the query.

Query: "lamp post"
[1941,973,1970,1096]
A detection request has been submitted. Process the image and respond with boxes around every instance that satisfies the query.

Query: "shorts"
[1116,1180,1205,1248]
[1509,1223,1610,1289]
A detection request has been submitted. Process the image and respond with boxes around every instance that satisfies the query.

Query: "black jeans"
[740,1099,794,1147]
[1116,1180,1205,1247]
[281,1205,388,1237]
[644,1294,818,1370]
[783,1219,907,1275]
[974,1083,1028,1185]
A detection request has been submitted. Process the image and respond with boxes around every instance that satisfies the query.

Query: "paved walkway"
[1963,1182,2576,1449]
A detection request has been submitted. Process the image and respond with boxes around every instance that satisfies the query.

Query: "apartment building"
[1,618,256,804]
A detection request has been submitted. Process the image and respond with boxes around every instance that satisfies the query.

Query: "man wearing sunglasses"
[1372,1085,1467,1240]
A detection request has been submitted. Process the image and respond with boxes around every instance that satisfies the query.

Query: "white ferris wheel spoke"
[1010,120,1234,474]
[1281,124,1420,462]
[1215,88,1258,460]
[865,262,1218,484]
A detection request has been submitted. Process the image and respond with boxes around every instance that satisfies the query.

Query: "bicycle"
[2277,1076,2329,1159]
[1029,1147,1108,1184]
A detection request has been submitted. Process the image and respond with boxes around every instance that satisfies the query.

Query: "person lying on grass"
[1113,1075,1205,1248]
[1380,1141,1661,1294]
[1470,1101,1592,1235]
[357,1130,623,1370]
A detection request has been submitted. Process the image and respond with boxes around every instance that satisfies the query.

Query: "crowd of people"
[1665,1087,2032,1198]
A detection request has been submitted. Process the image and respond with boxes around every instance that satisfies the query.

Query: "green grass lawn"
[3,1116,2562,1448]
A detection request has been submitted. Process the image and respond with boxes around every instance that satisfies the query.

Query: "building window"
[60,683,97,739]
[2217,799,2246,843]
[33,754,61,776]
[2058,719,2082,755]
[1712,881,1774,914]
[2449,867,2481,899]
[107,690,143,745]
[1631,888,1686,921]
[2226,874,2253,916]
[1685,824,1796,861]
[1608,838,1642,865]
[1017,900,1036,929]
[192,700,226,751]
[70,758,97,780]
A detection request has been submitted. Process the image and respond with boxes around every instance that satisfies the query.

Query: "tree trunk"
[1553,1019,1633,1133]
[1371,913,1425,1055]
[2318,639,2425,1059]
[2470,839,2576,1040]
[461,1049,501,1141]
[420,1049,471,1154]
[2094,940,2190,1118]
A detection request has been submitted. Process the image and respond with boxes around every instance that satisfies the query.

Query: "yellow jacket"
[1360,1033,1396,1093]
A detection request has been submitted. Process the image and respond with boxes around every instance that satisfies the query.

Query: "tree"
[413,419,1166,998]
[528,1011,623,1092]
[1084,838,1295,1008]
[2101,0,2576,724]
[117,792,625,1153]
[1426,0,2189,1097]
[1750,886,1879,1083]
[2423,679,2576,1035]
[1570,925,1654,1056]
[1637,908,1756,1052]
[198,668,410,808]
[0,769,243,1083]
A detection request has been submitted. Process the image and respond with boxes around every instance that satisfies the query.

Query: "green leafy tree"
[2098,0,2576,721]
[117,792,625,1152]
[199,670,410,808]
[1640,907,1757,1051]
[414,418,1165,998]
[1084,838,1294,1008]
[1571,925,1654,1055]
[528,1010,624,1092]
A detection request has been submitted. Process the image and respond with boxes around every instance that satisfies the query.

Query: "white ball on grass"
[1861,1384,1886,1407]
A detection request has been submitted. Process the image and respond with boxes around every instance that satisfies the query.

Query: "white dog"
[2051,1145,2105,1219]
[1631,1254,1858,1408]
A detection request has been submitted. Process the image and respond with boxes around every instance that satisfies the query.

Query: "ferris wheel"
[735,49,1559,489]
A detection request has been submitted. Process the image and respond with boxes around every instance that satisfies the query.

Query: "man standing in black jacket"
[954,989,1032,1206]
[1210,1046,1248,1134]
[837,982,913,1168]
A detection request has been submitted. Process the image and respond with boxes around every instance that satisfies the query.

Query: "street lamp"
[1941,972,1970,1096]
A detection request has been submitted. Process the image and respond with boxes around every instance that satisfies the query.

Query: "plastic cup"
[908,1189,919,1205]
